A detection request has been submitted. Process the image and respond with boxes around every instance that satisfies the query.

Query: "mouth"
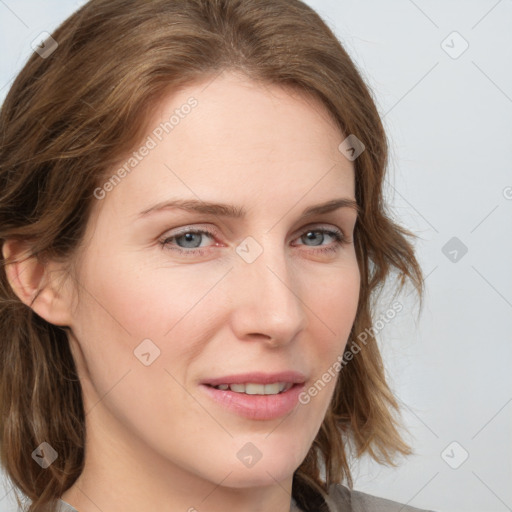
[199,372,306,420]
[206,382,294,395]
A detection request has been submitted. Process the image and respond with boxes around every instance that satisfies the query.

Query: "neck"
[61,396,297,512]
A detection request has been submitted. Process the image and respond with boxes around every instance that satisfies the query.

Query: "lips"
[201,371,306,387]
[199,371,307,420]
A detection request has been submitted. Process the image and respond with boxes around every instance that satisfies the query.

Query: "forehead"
[92,72,355,224]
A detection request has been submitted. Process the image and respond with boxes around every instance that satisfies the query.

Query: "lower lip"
[199,383,305,420]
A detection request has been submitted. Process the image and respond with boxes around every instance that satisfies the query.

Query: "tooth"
[223,382,292,395]
[245,383,265,395]
[264,383,281,395]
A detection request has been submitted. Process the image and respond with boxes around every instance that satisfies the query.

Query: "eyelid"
[164,224,219,238]
[293,221,344,236]
[160,222,346,242]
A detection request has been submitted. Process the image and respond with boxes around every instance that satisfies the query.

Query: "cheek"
[294,260,360,418]
[310,260,360,347]
[76,254,214,342]
[68,260,213,449]
[69,257,233,412]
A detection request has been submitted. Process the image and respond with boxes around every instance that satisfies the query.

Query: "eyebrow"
[136,197,360,220]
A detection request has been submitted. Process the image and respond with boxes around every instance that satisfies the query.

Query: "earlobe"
[2,239,74,327]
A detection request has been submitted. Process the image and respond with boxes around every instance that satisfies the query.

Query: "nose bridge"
[230,232,307,341]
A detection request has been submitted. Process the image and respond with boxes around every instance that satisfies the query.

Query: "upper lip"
[201,371,307,387]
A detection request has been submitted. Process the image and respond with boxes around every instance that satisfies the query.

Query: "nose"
[228,235,308,347]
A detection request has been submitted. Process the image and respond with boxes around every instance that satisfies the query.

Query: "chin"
[220,462,298,489]
[216,443,307,488]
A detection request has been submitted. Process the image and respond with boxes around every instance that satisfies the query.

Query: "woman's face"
[65,71,360,492]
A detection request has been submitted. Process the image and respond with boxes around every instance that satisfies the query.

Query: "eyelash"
[159,226,349,257]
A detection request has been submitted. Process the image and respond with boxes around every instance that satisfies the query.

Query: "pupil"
[180,233,201,248]
[305,231,322,246]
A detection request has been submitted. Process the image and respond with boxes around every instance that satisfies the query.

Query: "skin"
[4,71,360,512]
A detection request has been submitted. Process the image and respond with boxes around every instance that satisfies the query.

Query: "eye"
[292,227,348,254]
[159,225,350,257]
[160,228,216,256]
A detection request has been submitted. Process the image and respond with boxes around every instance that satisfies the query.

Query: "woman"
[0,1,433,511]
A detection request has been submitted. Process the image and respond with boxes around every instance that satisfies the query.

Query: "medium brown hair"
[0,1,423,511]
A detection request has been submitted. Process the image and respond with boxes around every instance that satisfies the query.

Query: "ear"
[2,239,74,327]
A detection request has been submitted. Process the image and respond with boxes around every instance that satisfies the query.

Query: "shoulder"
[323,483,437,512]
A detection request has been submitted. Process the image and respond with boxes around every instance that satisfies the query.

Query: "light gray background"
[1,1,511,511]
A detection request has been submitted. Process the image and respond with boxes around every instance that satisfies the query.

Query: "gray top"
[57,483,436,511]
[323,483,436,511]
[56,499,78,512]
